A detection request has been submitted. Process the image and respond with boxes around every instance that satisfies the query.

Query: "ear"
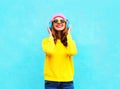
[49,22,52,31]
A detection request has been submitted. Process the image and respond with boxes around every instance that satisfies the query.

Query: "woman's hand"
[47,26,52,36]
[68,25,72,34]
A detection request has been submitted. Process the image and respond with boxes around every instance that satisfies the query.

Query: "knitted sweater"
[42,34,77,82]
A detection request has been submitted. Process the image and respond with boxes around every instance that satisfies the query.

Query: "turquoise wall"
[0,0,120,89]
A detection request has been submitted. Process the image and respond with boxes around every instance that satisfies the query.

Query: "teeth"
[57,24,63,28]
[58,25,62,27]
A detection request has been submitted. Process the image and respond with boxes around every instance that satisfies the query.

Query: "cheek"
[59,25,65,29]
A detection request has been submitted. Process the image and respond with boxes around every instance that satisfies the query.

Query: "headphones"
[49,19,70,30]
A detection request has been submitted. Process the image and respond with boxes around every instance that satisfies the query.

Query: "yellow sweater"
[42,34,77,82]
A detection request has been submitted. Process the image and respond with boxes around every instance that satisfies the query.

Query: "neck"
[57,31,61,39]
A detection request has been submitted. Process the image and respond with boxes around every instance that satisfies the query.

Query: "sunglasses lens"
[53,19,58,23]
[60,20,65,23]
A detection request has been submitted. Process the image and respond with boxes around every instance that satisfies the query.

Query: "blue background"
[0,0,120,89]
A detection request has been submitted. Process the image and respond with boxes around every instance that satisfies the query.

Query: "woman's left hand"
[68,25,72,34]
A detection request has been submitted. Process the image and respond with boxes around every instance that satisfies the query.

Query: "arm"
[66,34,77,56]
[42,36,55,55]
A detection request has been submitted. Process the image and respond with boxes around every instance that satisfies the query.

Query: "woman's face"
[52,17,66,31]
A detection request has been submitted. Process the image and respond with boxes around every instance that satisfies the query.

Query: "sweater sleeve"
[42,36,55,55]
[66,34,77,56]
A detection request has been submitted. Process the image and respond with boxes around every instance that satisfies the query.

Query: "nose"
[58,20,61,23]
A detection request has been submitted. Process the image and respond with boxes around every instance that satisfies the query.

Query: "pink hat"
[51,13,67,21]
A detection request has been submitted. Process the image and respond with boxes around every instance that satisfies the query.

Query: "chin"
[57,29,64,31]
[55,27,64,31]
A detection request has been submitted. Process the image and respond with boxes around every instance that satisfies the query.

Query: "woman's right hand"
[47,26,52,36]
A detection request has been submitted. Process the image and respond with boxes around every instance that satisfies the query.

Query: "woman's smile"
[55,23,63,28]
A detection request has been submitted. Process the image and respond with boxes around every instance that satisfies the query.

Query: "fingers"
[68,25,72,34]
[47,26,52,36]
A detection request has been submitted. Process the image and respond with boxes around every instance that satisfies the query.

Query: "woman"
[42,13,77,89]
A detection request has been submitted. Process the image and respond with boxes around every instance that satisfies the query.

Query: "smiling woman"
[42,13,77,89]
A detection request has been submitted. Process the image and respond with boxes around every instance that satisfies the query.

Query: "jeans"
[45,80,74,89]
